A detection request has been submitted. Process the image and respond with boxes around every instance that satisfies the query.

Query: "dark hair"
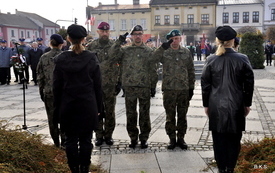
[50,39,60,47]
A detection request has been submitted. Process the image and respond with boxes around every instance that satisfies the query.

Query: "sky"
[1,0,150,29]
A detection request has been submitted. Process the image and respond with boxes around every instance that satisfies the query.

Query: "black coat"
[201,48,254,133]
[53,50,102,133]
[28,49,43,69]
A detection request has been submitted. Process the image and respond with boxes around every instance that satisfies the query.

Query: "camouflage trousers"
[95,87,116,139]
[124,87,151,141]
[44,95,65,147]
[163,90,190,139]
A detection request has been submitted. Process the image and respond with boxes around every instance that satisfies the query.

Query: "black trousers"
[65,131,93,168]
[212,131,242,171]
[0,68,9,84]
[266,54,272,65]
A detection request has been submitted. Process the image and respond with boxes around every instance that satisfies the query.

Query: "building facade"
[263,0,275,31]
[0,10,59,47]
[216,0,264,33]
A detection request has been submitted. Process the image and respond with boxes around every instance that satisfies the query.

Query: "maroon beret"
[97,22,110,30]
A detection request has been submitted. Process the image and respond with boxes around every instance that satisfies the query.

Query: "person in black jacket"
[264,41,274,66]
[53,24,102,173]
[28,42,43,85]
[201,26,254,173]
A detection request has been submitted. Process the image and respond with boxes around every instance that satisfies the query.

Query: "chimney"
[133,0,139,5]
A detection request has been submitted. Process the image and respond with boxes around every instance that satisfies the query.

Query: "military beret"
[19,38,25,42]
[50,34,64,45]
[130,25,143,35]
[146,38,152,43]
[36,38,43,41]
[166,29,181,40]
[67,24,87,39]
[215,25,237,41]
[97,22,110,30]
[0,39,7,43]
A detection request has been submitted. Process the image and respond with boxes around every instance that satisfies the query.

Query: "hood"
[55,50,93,73]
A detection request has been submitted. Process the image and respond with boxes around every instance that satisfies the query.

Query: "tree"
[239,32,265,69]
[265,26,275,43]
[57,29,67,40]
[237,26,257,36]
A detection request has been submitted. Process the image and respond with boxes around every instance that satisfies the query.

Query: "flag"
[85,6,91,25]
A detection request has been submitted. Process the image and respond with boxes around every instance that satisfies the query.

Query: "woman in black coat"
[53,24,102,173]
[201,26,254,173]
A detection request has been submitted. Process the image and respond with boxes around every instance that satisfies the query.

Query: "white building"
[216,0,264,32]
[263,0,275,31]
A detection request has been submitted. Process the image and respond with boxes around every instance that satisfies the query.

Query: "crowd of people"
[0,23,259,173]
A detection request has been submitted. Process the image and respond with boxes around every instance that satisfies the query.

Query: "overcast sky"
[1,0,150,28]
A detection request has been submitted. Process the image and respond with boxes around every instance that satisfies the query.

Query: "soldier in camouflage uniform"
[86,22,120,146]
[152,29,195,150]
[109,25,158,149]
[37,34,65,148]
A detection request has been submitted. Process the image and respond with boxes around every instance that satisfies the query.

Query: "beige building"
[88,0,151,42]
[150,0,217,45]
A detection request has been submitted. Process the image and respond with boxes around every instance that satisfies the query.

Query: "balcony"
[181,23,200,31]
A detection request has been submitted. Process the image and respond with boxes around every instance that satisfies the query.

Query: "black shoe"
[14,80,18,82]
[177,138,188,150]
[95,138,104,146]
[129,140,137,148]
[140,140,148,149]
[167,138,176,149]
[105,138,114,145]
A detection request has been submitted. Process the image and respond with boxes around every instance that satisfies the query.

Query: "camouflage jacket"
[152,46,195,91]
[86,39,119,87]
[37,48,62,96]
[109,40,158,88]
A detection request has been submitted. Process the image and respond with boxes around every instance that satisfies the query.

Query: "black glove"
[39,90,44,102]
[115,81,122,96]
[188,89,194,101]
[119,32,129,43]
[161,39,173,50]
[151,88,156,97]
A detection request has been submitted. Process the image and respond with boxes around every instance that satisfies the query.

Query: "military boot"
[167,138,176,149]
[218,169,227,173]
[140,140,148,149]
[95,138,104,146]
[177,138,188,150]
[129,140,137,149]
[69,165,80,173]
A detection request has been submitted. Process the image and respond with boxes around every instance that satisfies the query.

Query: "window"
[253,11,259,23]
[175,7,178,10]
[27,31,30,38]
[35,31,38,38]
[223,12,229,24]
[164,15,170,24]
[156,8,159,10]
[121,19,127,30]
[108,20,115,30]
[174,15,180,25]
[165,8,169,10]
[21,31,24,38]
[11,30,15,37]
[201,14,209,24]
[51,29,54,35]
[130,19,136,28]
[141,19,147,29]
[272,9,275,20]
[187,14,194,24]
[243,12,249,23]
[155,15,160,25]
[46,29,49,35]
[233,12,239,23]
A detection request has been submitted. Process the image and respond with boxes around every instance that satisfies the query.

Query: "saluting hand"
[119,32,129,43]
[161,39,173,50]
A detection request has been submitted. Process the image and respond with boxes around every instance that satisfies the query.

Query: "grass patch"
[0,121,106,173]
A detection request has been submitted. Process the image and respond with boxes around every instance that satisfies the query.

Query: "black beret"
[19,38,25,42]
[130,25,143,35]
[97,22,110,30]
[67,24,87,39]
[215,25,237,41]
[50,34,64,45]
[166,29,181,40]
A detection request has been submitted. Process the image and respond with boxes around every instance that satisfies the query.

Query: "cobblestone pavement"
[1,65,275,172]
